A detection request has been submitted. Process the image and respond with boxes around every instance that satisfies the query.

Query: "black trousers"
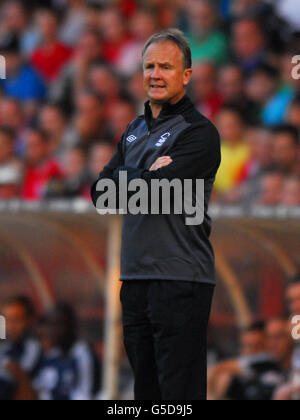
[120,280,215,400]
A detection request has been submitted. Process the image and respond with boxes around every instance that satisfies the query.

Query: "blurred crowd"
[0,273,299,400]
[207,273,300,400]
[0,0,299,206]
[0,297,103,400]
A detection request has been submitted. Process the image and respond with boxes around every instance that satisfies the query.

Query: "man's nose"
[151,66,162,79]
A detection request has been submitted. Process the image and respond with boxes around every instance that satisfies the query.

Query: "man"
[272,124,299,176]
[34,303,101,401]
[274,274,300,400]
[0,296,42,400]
[208,322,282,400]
[91,29,221,400]
[0,34,46,102]
[266,318,294,374]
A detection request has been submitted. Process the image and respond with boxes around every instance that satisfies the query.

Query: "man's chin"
[148,94,169,105]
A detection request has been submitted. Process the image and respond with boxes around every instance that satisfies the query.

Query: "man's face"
[77,33,102,61]
[39,107,65,134]
[216,110,243,143]
[281,179,300,206]
[259,174,283,206]
[188,0,216,37]
[192,64,216,100]
[0,134,13,163]
[288,105,300,130]
[266,320,293,364]
[36,12,58,41]
[241,331,266,356]
[143,41,192,105]
[2,52,21,76]
[233,20,264,59]
[90,144,114,176]
[25,132,48,165]
[65,149,86,178]
[2,304,31,342]
[287,283,300,316]
[219,67,243,101]
[273,134,297,170]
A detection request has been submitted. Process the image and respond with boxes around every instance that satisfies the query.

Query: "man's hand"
[149,156,173,171]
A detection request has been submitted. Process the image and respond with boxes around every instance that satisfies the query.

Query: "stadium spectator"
[0,0,39,57]
[214,106,250,193]
[0,127,23,199]
[88,64,123,120]
[128,69,147,113]
[99,7,132,67]
[273,275,300,400]
[83,142,115,199]
[21,129,63,201]
[208,322,282,400]
[186,0,229,66]
[118,9,158,77]
[256,171,285,206]
[38,103,71,163]
[192,62,224,121]
[50,28,104,114]
[58,0,88,47]
[147,0,179,29]
[0,34,46,102]
[0,98,27,155]
[0,296,41,400]
[272,125,300,176]
[287,95,300,131]
[69,90,112,149]
[221,127,275,205]
[286,274,300,316]
[281,176,300,206]
[46,146,88,199]
[218,65,260,124]
[246,63,293,126]
[266,318,294,374]
[31,8,73,83]
[87,142,115,180]
[232,18,266,74]
[108,99,137,146]
[34,303,101,401]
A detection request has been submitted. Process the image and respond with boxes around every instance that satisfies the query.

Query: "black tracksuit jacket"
[91,95,221,285]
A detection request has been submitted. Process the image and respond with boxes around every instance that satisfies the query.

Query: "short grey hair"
[142,28,192,69]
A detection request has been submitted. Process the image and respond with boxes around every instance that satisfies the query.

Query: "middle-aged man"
[91,29,221,400]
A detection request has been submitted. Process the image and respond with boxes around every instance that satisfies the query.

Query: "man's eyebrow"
[144,62,173,66]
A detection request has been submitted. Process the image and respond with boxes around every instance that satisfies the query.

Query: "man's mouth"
[150,85,166,89]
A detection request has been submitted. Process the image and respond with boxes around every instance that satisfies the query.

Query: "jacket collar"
[144,95,194,128]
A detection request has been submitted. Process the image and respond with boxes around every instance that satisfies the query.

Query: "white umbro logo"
[155,132,171,147]
[126,135,137,143]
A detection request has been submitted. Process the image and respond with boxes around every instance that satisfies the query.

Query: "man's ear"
[183,68,193,87]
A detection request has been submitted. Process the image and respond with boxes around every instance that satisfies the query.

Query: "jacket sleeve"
[113,122,221,185]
